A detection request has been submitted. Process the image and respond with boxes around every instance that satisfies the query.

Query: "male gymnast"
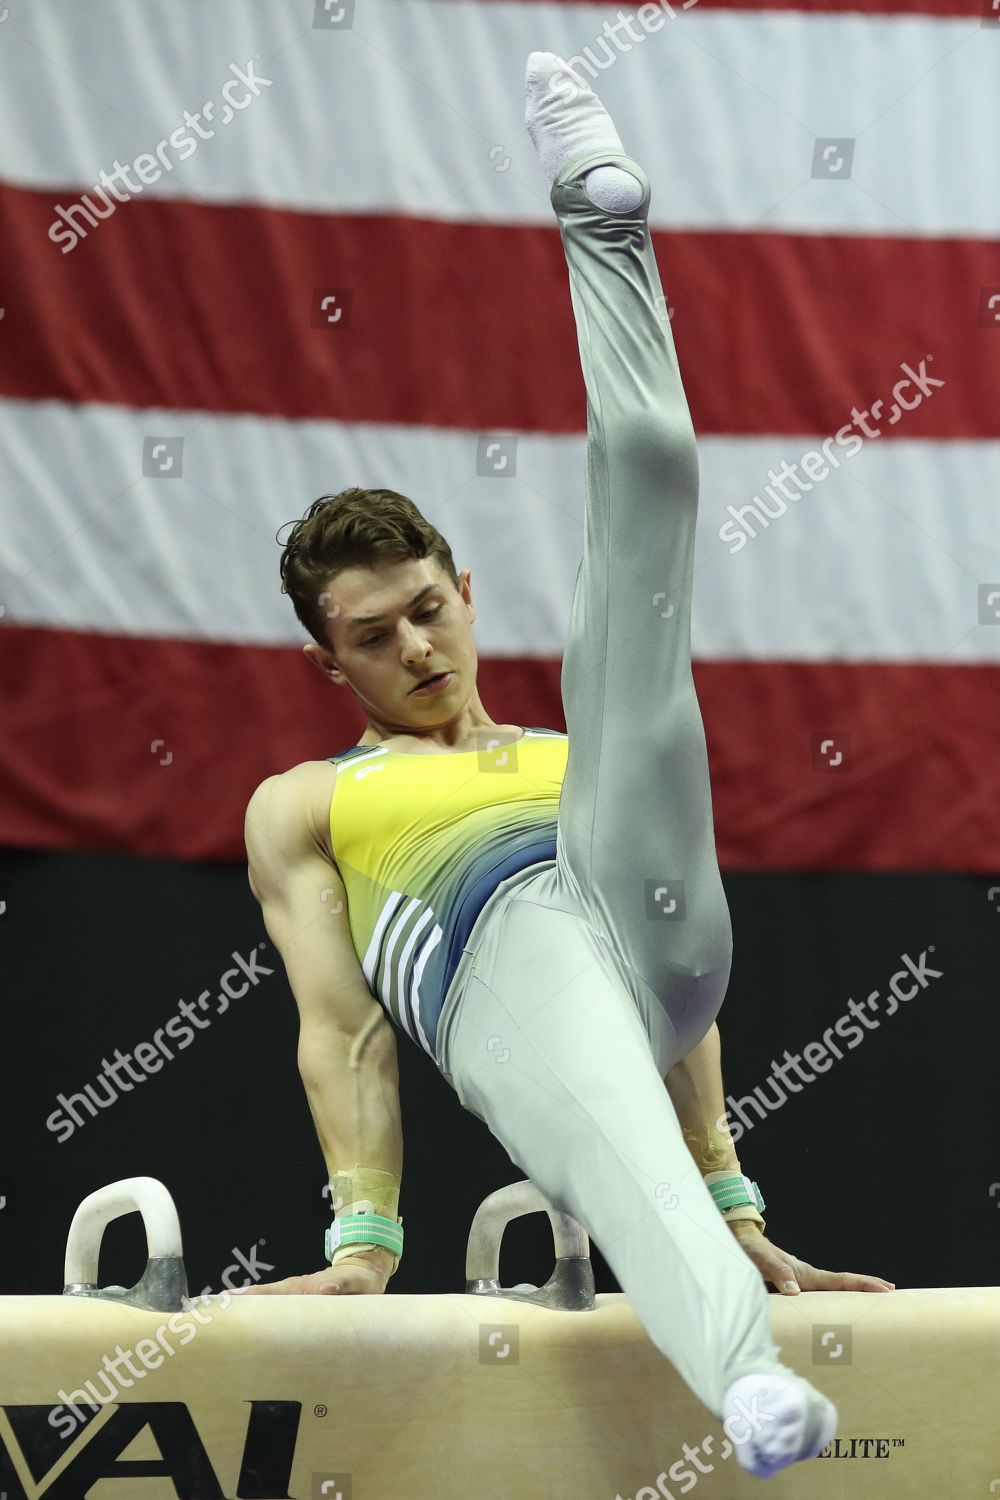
[241,54,893,1479]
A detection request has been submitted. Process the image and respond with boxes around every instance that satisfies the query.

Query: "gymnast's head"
[278,487,481,728]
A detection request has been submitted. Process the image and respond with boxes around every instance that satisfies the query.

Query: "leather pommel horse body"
[0,1177,995,1499]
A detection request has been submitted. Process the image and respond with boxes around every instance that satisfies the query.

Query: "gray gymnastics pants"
[436,147,793,1419]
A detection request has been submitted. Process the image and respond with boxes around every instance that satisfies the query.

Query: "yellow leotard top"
[327,726,568,1062]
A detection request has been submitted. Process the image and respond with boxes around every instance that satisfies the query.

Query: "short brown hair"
[278,487,461,649]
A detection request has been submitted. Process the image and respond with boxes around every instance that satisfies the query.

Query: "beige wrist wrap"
[328,1165,403,1275]
[683,1127,766,1233]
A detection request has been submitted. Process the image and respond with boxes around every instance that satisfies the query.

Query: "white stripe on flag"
[2,398,999,663]
[0,2,994,237]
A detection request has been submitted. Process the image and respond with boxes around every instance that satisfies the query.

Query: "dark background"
[1,846,997,1298]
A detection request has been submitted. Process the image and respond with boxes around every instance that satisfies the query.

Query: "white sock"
[721,1371,839,1479]
[524,51,645,213]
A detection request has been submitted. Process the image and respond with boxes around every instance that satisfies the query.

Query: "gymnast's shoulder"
[243,758,342,899]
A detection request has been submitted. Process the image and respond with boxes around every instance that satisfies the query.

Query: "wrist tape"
[683,1125,738,1175]
[682,1128,766,1232]
[325,1165,404,1276]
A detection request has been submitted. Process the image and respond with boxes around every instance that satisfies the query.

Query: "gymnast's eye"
[361,606,442,647]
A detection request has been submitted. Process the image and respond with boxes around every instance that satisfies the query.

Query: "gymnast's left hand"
[726,1222,895,1295]
[230,1257,389,1296]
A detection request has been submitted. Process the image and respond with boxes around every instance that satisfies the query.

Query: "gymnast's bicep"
[243,772,388,1040]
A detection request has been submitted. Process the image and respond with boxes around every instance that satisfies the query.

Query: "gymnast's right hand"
[231,1255,390,1296]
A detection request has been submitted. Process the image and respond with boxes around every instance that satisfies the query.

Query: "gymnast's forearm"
[663,1022,742,1176]
[298,1014,403,1280]
[297,1015,404,1193]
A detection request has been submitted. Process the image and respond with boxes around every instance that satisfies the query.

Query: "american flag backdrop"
[0,0,997,871]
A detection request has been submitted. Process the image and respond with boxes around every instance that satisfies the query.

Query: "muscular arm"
[663,1022,741,1175]
[667,1024,893,1293]
[244,765,403,1283]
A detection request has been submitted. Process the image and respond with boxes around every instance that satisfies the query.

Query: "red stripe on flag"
[501,0,986,16]
[0,624,995,870]
[694,657,1000,871]
[2,182,998,438]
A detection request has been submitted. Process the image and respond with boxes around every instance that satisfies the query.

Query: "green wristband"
[705,1172,766,1215]
[325,1211,404,1265]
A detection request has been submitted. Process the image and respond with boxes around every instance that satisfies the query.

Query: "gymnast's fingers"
[814,1268,896,1293]
[230,1272,319,1295]
[232,1264,387,1296]
[793,1261,896,1294]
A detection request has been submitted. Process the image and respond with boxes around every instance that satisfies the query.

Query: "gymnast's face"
[302,557,479,726]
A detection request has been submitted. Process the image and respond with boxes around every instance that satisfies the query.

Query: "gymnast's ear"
[456,567,477,623]
[303,641,345,685]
